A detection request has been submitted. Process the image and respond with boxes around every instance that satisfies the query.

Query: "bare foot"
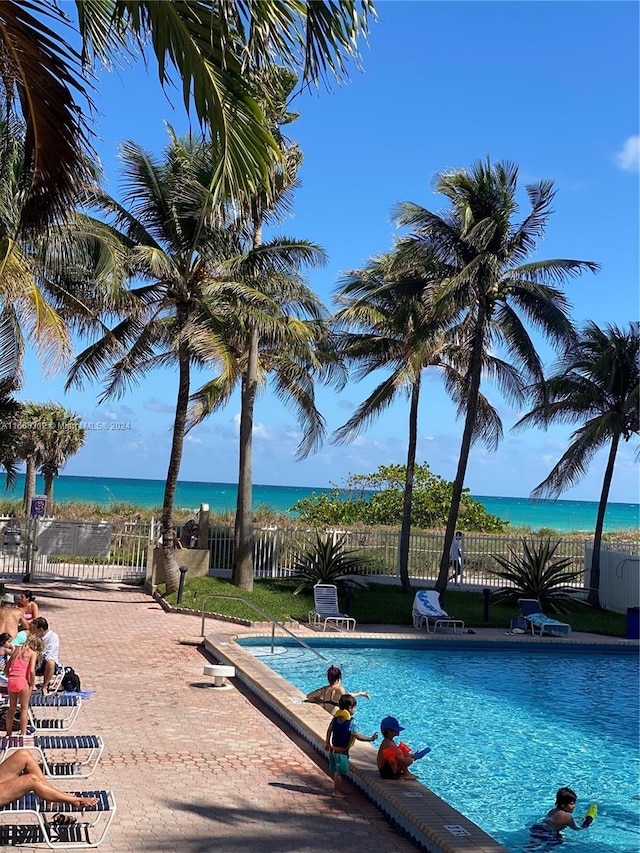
[331,791,346,798]
[74,797,99,808]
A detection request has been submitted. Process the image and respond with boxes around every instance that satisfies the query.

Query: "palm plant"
[0,0,374,226]
[188,69,341,592]
[0,379,21,487]
[515,321,639,608]
[34,404,85,508]
[392,159,599,597]
[67,130,262,592]
[290,531,371,595]
[490,538,585,613]
[332,250,504,593]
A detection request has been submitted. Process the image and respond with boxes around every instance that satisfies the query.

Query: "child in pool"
[376,715,418,780]
[324,694,377,797]
[529,787,597,844]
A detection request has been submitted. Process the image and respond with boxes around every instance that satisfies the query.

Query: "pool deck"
[4,580,634,853]
[202,618,637,853]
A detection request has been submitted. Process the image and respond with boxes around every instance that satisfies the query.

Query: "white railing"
[207,525,640,591]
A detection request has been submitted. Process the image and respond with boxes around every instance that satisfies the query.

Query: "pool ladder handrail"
[199,594,327,660]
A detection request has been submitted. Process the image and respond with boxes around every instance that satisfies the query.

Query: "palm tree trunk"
[398,379,420,594]
[160,338,190,594]
[233,325,258,591]
[587,434,620,609]
[435,316,486,597]
[43,469,54,510]
[22,456,36,516]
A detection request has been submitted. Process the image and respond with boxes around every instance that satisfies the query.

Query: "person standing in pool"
[529,787,597,845]
[306,665,370,713]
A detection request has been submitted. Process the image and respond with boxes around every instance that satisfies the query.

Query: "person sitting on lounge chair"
[0,749,98,808]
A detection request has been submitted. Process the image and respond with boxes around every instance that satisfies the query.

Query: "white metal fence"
[207,525,640,591]
[0,516,152,583]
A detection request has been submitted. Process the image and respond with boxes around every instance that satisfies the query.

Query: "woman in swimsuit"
[305,665,370,713]
[5,636,44,736]
[17,591,38,623]
[0,749,98,809]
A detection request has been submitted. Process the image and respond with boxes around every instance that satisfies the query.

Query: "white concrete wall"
[585,548,640,613]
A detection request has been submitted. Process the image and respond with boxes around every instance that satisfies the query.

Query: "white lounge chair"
[412,590,465,634]
[309,584,356,631]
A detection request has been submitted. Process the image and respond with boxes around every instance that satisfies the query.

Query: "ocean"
[2,474,638,533]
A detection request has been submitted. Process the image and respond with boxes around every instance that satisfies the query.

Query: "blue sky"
[18,1,640,502]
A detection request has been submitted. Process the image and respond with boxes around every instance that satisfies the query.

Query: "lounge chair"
[0,789,116,848]
[0,735,104,779]
[0,693,83,732]
[412,590,465,634]
[308,584,356,631]
[518,599,572,637]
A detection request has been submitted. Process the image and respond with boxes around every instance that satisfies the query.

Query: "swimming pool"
[239,639,640,853]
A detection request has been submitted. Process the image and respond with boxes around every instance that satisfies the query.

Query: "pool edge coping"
[205,630,512,853]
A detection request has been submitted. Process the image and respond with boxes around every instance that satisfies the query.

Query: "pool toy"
[581,804,597,828]
[412,747,431,760]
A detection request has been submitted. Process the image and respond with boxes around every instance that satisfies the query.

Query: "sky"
[16,1,640,502]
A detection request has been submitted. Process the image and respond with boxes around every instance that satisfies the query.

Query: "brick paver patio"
[5,582,417,853]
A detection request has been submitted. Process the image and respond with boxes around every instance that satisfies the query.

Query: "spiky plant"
[290,532,371,595]
[490,538,586,613]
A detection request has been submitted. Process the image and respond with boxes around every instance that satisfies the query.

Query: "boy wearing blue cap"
[324,694,378,797]
[377,716,418,780]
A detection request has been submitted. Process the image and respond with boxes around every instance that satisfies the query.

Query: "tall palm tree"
[66,129,266,592]
[516,321,639,608]
[332,251,503,593]
[0,378,22,488]
[0,0,374,226]
[187,67,339,591]
[393,159,599,597]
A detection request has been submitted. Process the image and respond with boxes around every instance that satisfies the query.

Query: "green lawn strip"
[166,577,627,637]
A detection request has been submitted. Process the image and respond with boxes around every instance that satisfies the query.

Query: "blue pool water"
[240,639,640,853]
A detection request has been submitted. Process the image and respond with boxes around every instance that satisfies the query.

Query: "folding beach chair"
[518,599,572,637]
[412,590,465,634]
[0,735,104,779]
[308,584,356,631]
[0,789,116,849]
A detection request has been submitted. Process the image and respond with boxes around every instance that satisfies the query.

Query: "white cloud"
[615,135,640,172]
[144,398,174,413]
[185,434,202,445]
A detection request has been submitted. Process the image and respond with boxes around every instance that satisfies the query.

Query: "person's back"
[0,595,25,639]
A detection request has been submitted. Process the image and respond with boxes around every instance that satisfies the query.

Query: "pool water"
[240,640,640,853]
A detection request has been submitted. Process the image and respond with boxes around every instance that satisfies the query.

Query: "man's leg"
[42,659,55,693]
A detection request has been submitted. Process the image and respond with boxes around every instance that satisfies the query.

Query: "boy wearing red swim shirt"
[376,716,418,780]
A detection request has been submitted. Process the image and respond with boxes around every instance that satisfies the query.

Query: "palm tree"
[392,159,599,597]
[332,250,506,593]
[0,0,374,226]
[0,378,22,487]
[188,68,339,591]
[515,321,639,608]
[66,129,269,593]
[34,404,85,508]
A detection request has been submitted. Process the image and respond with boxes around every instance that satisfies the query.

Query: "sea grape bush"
[291,463,506,532]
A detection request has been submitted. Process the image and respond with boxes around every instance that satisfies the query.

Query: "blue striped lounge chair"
[0,693,83,732]
[518,599,572,637]
[0,735,104,779]
[0,789,116,848]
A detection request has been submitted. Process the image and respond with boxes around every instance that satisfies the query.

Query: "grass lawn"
[165,576,628,637]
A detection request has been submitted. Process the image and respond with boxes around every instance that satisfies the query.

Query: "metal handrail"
[199,594,326,660]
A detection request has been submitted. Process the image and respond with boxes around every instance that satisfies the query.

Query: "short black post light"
[177,566,189,604]
[482,587,491,622]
